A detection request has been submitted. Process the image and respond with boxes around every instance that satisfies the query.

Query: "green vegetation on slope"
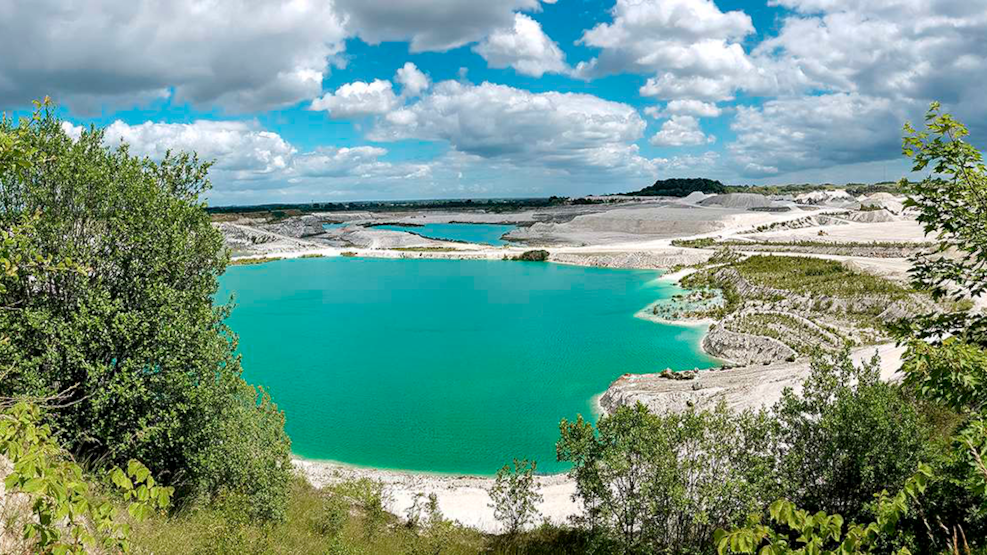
[730,255,911,300]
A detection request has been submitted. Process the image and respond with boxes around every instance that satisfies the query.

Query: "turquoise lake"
[375,223,516,245]
[217,257,716,475]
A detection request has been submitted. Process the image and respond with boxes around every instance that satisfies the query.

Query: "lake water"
[375,223,516,245]
[217,257,716,475]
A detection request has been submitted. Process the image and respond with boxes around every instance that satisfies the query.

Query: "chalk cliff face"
[701,324,797,366]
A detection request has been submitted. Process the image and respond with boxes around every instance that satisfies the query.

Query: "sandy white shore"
[292,458,580,534]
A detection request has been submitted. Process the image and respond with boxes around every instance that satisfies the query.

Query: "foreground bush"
[558,402,778,554]
[773,349,931,523]
[0,402,172,553]
[0,104,292,520]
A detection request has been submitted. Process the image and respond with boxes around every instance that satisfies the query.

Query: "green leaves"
[899,103,987,509]
[714,464,928,554]
[111,467,133,491]
[488,458,543,535]
[0,401,169,553]
[559,402,779,554]
[0,99,292,522]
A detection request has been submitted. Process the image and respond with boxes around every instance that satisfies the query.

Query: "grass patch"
[130,477,592,555]
[671,238,716,248]
[229,256,282,266]
[391,247,460,252]
[731,255,912,299]
[299,253,325,259]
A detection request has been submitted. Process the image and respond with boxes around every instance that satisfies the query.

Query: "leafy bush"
[0,104,291,520]
[772,350,931,523]
[0,402,172,553]
[715,465,932,555]
[489,458,543,535]
[514,250,550,261]
[558,402,778,554]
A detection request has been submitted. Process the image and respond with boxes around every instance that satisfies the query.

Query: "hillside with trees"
[620,177,728,197]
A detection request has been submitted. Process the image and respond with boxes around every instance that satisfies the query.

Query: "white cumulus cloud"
[650,116,716,146]
[728,93,904,177]
[0,0,347,113]
[102,120,295,177]
[473,14,568,77]
[334,0,556,52]
[645,100,723,118]
[575,0,757,102]
[395,63,431,97]
[369,80,660,178]
[310,80,401,119]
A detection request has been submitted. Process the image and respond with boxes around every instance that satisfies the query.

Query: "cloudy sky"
[3,0,985,205]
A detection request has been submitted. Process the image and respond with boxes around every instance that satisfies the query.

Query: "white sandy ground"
[293,459,579,534]
[226,200,933,532]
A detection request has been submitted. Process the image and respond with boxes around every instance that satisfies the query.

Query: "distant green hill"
[620,178,727,197]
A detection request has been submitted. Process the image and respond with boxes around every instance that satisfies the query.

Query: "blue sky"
[2,0,985,205]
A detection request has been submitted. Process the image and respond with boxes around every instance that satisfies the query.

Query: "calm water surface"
[375,223,516,245]
[218,257,715,474]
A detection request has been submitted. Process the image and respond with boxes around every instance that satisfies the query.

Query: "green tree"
[489,458,543,536]
[557,402,777,554]
[714,464,933,555]
[772,349,930,523]
[0,103,291,520]
[895,103,987,544]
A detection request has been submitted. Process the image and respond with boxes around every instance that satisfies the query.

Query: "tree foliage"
[558,402,778,554]
[772,349,930,523]
[0,103,291,520]
[714,465,932,555]
[0,401,173,554]
[897,102,987,515]
[621,177,727,197]
[489,458,543,536]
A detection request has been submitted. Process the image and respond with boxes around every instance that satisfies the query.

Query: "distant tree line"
[618,178,907,199]
[619,177,729,197]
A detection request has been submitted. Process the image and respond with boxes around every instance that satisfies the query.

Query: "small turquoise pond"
[218,258,716,475]
[375,223,516,246]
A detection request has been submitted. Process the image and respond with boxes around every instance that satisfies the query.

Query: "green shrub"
[489,459,543,535]
[773,350,931,524]
[514,249,550,261]
[558,402,778,554]
[0,103,292,520]
[0,402,172,553]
